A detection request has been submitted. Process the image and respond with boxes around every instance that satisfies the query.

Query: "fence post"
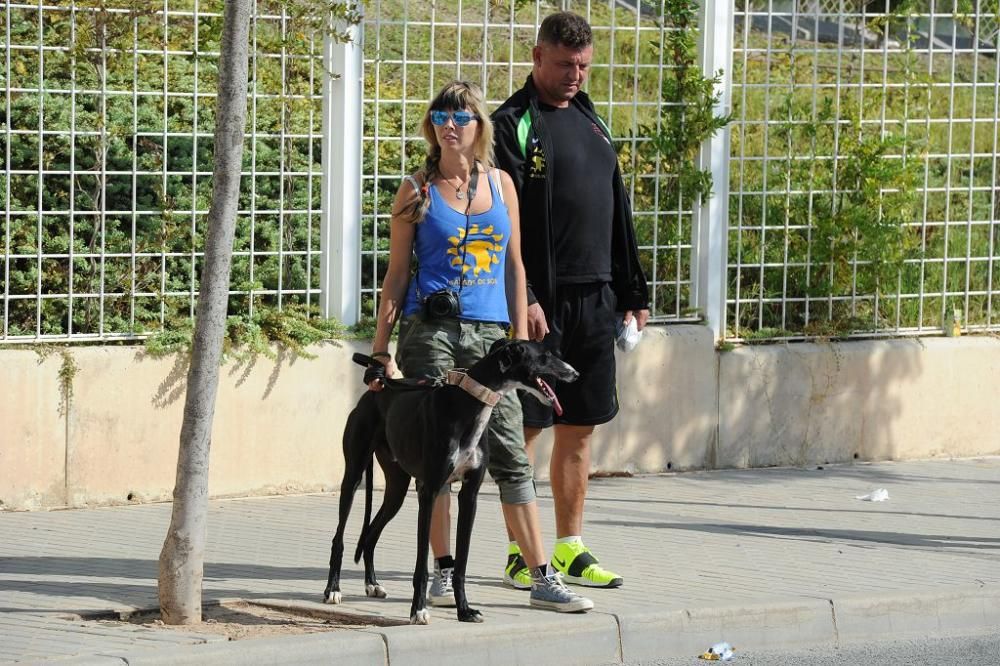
[320,19,363,326]
[693,0,734,342]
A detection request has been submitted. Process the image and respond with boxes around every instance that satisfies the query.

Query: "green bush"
[4,0,998,343]
[0,0,356,343]
[728,3,1000,337]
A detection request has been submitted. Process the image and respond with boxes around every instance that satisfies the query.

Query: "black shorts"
[520,282,618,428]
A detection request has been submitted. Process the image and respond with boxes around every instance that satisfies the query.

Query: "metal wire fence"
[729,0,1000,338]
[359,0,699,323]
[1,0,325,342]
[3,0,999,343]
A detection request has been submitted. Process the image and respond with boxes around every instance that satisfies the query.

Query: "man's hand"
[623,309,650,331]
[527,302,549,341]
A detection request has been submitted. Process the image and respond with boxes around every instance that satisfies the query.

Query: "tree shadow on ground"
[0,555,415,613]
[581,459,1000,489]
[586,495,1000,523]
[595,519,1000,550]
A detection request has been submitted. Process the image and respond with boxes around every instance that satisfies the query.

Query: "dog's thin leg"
[453,466,486,623]
[323,458,368,604]
[409,485,435,625]
[359,459,409,599]
[325,398,381,605]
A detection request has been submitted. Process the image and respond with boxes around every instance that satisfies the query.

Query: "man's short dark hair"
[537,12,592,49]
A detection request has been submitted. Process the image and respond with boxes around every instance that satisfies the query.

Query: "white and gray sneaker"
[427,564,455,607]
[529,570,594,613]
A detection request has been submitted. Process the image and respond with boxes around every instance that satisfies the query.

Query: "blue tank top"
[403,171,512,323]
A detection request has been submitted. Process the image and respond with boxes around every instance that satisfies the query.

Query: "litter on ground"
[855,488,890,502]
[699,641,735,661]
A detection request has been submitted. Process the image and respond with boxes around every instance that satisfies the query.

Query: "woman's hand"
[367,357,398,392]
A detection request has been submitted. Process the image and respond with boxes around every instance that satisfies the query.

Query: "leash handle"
[363,364,387,385]
[353,352,387,386]
[352,352,438,391]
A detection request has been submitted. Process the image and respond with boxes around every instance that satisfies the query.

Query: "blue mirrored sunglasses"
[430,110,477,127]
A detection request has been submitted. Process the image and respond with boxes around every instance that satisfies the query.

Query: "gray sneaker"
[529,571,594,613]
[428,565,455,607]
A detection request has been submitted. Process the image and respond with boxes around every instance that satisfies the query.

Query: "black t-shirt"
[539,103,617,284]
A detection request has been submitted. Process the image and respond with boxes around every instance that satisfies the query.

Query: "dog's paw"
[410,609,430,625]
[323,590,342,605]
[365,583,387,599]
[457,607,484,623]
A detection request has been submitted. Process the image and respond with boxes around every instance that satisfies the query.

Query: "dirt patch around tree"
[72,599,404,641]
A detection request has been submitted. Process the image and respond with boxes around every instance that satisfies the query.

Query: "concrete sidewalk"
[2,458,999,664]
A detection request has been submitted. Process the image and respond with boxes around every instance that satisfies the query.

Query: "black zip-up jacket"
[491,75,650,316]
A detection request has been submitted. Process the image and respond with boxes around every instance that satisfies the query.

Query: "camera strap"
[463,163,480,215]
[457,163,480,301]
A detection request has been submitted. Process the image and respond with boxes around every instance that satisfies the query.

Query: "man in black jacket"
[492,11,650,590]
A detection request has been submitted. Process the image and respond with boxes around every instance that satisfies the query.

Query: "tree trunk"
[158,0,252,625]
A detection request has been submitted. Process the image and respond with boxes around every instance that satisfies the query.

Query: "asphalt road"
[617,632,1000,665]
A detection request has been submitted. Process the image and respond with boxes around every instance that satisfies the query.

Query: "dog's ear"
[497,347,513,373]
[488,337,512,356]
[495,340,524,373]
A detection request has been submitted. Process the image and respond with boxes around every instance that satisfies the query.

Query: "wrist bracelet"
[370,351,391,360]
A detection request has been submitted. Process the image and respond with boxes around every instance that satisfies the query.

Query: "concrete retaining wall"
[718,336,1000,467]
[2,328,998,510]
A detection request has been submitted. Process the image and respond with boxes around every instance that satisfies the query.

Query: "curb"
[833,586,1000,644]
[53,586,1000,665]
[618,599,837,661]
[370,613,621,666]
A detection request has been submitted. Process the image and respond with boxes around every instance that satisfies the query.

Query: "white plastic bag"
[855,488,889,502]
[616,316,642,352]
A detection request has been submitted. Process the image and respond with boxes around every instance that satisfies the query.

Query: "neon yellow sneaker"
[550,541,623,588]
[502,543,532,590]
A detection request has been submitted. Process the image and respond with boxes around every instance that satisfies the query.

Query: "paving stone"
[1,459,998,663]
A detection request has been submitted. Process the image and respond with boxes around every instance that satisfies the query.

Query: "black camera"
[423,289,462,319]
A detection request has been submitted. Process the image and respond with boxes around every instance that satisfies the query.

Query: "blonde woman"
[368,81,592,613]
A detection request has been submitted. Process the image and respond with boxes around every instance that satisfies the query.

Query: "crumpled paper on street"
[699,642,735,661]
[855,488,889,502]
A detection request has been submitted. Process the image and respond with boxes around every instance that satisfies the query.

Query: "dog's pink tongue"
[537,378,563,416]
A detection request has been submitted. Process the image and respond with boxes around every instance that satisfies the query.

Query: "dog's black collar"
[445,370,501,406]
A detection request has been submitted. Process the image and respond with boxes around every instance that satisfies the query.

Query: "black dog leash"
[352,353,501,406]
[353,353,437,391]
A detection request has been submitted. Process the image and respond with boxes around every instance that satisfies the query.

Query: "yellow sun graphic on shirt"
[446,224,504,276]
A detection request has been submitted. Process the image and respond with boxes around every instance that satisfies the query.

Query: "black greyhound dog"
[323,339,578,624]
